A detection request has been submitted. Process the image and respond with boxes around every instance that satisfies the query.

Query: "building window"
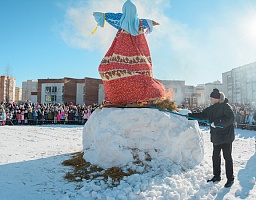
[45,86,57,93]
[45,95,56,102]
[45,87,51,93]
[52,86,57,93]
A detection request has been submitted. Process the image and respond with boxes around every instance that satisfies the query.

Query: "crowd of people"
[188,104,256,130]
[0,102,99,126]
[0,101,255,130]
[232,104,256,130]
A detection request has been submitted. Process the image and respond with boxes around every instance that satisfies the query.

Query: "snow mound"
[83,108,204,169]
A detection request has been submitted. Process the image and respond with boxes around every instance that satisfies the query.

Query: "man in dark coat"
[188,88,235,188]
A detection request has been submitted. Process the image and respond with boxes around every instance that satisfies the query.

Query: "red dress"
[99,25,165,105]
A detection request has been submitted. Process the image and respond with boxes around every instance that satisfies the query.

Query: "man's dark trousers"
[212,143,234,180]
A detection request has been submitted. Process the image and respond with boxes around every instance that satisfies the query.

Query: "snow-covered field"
[0,124,255,200]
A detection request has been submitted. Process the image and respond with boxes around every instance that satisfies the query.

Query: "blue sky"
[1,0,256,87]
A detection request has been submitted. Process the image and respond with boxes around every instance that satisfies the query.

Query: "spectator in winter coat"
[48,110,54,123]
[16,110,22,124]
[21,109,25,124]
[33,109,38,125]
[60,110,65,124]
[64,110,69,124]
[86,108,92,120]
[12,110,17,125]
[2,109,6,126]
[246,112,255,124]
[57,111,61,123]
[82,110,87,124]
[28,109,33,125]
[188,88,235,188]
[24,110,28,125]
[246,112,255,130]
[37,110,43,125]
[0,108,2,126]
[53,109,58,124]
[6,110,13,125]
[68,110,73,124]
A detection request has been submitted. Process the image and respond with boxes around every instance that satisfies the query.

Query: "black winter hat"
[210,88,220,99]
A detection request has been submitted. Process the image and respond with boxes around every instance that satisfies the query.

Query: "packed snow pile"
[83,108,204,169]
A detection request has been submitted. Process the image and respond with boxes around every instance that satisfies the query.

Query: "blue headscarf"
[119,0,140,36]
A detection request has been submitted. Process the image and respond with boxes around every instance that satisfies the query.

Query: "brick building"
[37,77,102,105]
[84,78,103,105]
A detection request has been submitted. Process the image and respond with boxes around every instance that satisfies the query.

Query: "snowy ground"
[0,125,255,200]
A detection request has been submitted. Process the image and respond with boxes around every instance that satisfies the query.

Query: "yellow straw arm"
[91,26,98,35]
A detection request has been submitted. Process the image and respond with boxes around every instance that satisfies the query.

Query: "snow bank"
[83,108,204,169]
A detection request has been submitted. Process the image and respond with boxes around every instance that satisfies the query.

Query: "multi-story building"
[222,62,256,105]
[20,76,227,107]
[158,80,185,105]
[22,80,38,103]
[184,85,197,107]
[196,84,205,107]
[37,77,102,105]
[15,62,256,106]
[15,87,22,102]
[84,78,103,105]
[0,76,16,103]
[158,80,221,108]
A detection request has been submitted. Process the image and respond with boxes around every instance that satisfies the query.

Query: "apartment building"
[184,85,197,107]
[13,61,256,106]
[15,87,22,102]
[158,79,222,107]
[22,80,38,103]
[0,76,16,103]
[222,62,256,105]
[196,84,205,107]
[159,80,185,105]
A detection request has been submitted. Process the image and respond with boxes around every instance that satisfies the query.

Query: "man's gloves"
[211,122,216,128]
